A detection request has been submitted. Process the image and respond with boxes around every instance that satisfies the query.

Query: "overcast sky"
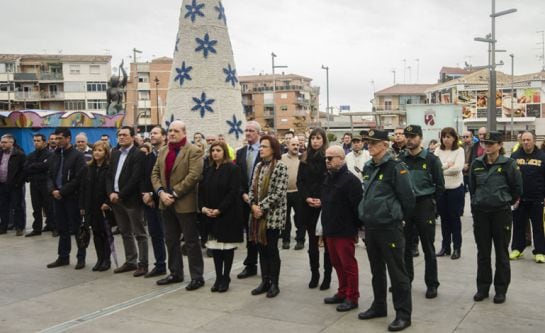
[2,0,544,111]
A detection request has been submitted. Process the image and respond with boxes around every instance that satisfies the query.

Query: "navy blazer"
[235,144,261,195]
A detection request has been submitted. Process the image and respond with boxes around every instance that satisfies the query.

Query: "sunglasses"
[325,156,339,161]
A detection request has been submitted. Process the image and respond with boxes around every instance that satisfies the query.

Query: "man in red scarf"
[151,120,205,290]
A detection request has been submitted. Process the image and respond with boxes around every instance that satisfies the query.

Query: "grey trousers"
[112,201,148,266]
[161,207,203,280]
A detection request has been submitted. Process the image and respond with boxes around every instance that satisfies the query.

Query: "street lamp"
[473,0,516,131]
[271,52,287,132]
[154,76,160,126]
[322,65,330,130]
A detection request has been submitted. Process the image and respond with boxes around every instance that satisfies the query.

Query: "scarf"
[165,138,186,188]
[249,159,276,245]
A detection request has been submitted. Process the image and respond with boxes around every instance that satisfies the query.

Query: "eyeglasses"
[462,136,470,138]
[325,156,339,161]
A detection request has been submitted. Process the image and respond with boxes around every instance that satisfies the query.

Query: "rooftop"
[0,54,112,63]
[374,84,436,96]
[440,66,471,76]
[239,73,312,82]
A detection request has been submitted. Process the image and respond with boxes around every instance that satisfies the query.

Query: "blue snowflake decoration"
[215,1,227,24]
[223,64,238,87]
[165,114,175,128]
[226,115,243,140]
[191,92,215,118]
[174,61,193,86]
[195,33,217,58]
[184,0,205,23]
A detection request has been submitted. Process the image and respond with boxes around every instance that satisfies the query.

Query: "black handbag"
[76,217,91,249]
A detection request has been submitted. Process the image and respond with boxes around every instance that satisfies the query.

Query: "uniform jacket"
[1,148,26,189]
[469,154,523,211]
[511,147,545,202]
[249,160,288,230]
[359,153,415,228]
[321,164,363,237]
[24,148,52,183]
[198,162,244,243]
[106,145,145,207]
[151,142,203,213]
[400,148,445,199]
[46,146,85,198]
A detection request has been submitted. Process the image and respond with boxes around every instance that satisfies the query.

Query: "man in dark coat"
[0,133,26,235]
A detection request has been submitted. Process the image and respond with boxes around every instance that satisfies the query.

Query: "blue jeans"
[437,185,465,251]
[54,197,85,260]
[144,205,166,271]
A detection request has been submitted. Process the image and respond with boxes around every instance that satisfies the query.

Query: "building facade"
[124,57,171,132]
[0,54,111,113]
[239,73,320,134]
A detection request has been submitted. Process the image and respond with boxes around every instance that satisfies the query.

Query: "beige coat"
[151,143,204,213]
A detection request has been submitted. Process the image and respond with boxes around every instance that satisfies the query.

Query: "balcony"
[242,98,254,106]
[263,110,274,119]
[14,73,37,81]
[138,83,150,90]
[294,109,307,117]
[40,72,64,81]
[295,98,310,106]
[14,91,40,100]
[41,92,65,100]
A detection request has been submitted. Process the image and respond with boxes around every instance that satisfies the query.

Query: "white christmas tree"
[165,0,245,146]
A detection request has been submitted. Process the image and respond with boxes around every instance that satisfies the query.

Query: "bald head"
[325,146,346,171]
[167,120,187,143]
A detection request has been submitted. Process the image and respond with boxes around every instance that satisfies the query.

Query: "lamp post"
[154,76,160,126]
[510,54,514,139]
[322,65,330,130]
[271,52,287,132]
[474,0,516,131]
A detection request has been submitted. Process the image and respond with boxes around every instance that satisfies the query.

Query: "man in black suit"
[140,125,167,278]
[0,134,26,236]
[45,128,86,268]
[236,121,262,279]
[106,126,148,277]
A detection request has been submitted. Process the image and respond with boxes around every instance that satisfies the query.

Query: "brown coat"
[151,142,204,213]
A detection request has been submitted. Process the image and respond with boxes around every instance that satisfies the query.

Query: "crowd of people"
[1,119,543,332]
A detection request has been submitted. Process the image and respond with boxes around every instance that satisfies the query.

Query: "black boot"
[98,260,111,271]
[320,270,331,290]
[309,271,320,289]
[267,262,280,298]
[92,260,103,271]
[251,278,271,295]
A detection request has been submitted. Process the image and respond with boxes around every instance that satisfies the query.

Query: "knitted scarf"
[249,159,276,245]
[165,138,186,188]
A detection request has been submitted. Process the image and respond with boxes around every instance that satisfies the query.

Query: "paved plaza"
[0,193,543,333]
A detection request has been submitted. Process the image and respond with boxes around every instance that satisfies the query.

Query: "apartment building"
[0,54,111,113]
[125,57,171,132]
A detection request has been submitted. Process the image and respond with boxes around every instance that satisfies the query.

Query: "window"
[89,65,100,75]
[138,73,150,83]
[280,105,288,111]
[87,82,107,92]
[384,101,392,110]
[87,99,107,110]
[70,65,81,75]
[280,93,287,99]
[64,100,86,110]
[138,108,151,119]
[138,91,150,100]
[0,63,14,73]
[64,81,86,92]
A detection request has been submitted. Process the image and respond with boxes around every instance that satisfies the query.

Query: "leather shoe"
[437,248,451,257]
[320,274,331,290]
[144,267,166,278]
[358,308,387,320]
[266,284,280,298]
[294,242,304,250]
[251,280,271,295]
[74,259,85,270]
[113,263,138,274]
[336,300,358,312]
[186,279,205,291]
[473,291,489,302]
[425,286,438,299]
[98,260,111,271]
[493,293,506,304]
[237,266,257,279]
[47,257,69,268]
[15,229,24,236]
[451,249,461,260]
[133,265,148,277]
[218,277,231,293]
[324,294,345,304]
[211,279,221,292]
[388,318,411,331]
[92,261,102,271]
[282,241,290,250]
[25,230,42,237]
[42,225,52,232]
[308,272,320,289]
[157,274,184,285]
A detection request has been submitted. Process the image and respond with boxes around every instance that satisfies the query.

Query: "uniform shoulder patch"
[400,169,408,175]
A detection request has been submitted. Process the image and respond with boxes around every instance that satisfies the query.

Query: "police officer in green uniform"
[400,125,445,299]
[469,131,522,304]
[358,130,415,332]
